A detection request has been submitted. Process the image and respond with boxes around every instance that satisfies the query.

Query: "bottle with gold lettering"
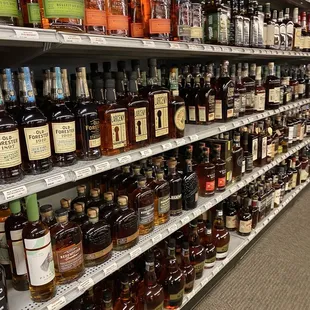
[49,67,77,166]
[19,67,53,175]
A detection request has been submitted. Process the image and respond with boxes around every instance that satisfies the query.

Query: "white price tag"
[118,155,132,165]
[162,142,172,150]
[205,202,213,210]
[62,34,82,43]
[170,42,180,49]
[78,278,95,292]
[140,149,153,158]
[130,247,142,259]
[219,126,227,132]
[188,44,199,50]
[189,134,199,142]
[47,297,66,310]
[3,186,27,201]
[193,209,202,217]
[94,161,111,173]
[175,138,186,146]
[152,234,162,244]
[212,266,220,277]
[143,40,155,47]
[45,174,66,187]
[230,186,237,193]
[168,224,177,233]
[181,216,190,225]
[233,122,241,128]
[248,117,254,123]
[201,277,209,287]
[89,36,106,44]
[74,167,92,180]
[215,195,223,203]
[104,263,117,277]
[15,29,39,40]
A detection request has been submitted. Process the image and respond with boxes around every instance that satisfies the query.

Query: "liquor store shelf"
[0,98,308,205]
[181,177,310,309]
[8,138,310,310]
[2,25,310,60]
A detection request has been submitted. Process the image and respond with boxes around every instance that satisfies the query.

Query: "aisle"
[195,188,310,310]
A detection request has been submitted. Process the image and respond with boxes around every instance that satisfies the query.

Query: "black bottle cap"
[206,221,212,230]
[92,76,104,88]
[182,241,189,249]
[103,62,111,72]
[116,72,124,80]
[131,59,140,68]
[103,289,112,301]
[149,58,157,66]
[190,219,198,226]
[55,208,68,217]
[130,71,138,80]
[146,251,155,262]
[90,63,98,72]
[117,61,126,70]
[137,175,147,182]
[105,79,115,88]
[168,238,176,248]
[40,204,53,213]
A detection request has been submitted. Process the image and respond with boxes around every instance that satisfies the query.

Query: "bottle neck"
[51,68,65,103]
[19,68,37,107]
[76,72,90,101]
[181,248,191,265]
[204,227,213,243]
[148,65,159,86]
[105,87,117,103]
[144,261,157,286]
[89,216,98,224]
[1,69,17,104]
[128,79,139,95]
[61,69,70,99]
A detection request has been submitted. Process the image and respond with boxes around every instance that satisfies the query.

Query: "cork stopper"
[133,165,141,174]
[153,156,163,166]
[168,159,177,168]
[145,168,153,178]
[156,169,164,180]
[118,196,128,207]
[138,176,147,187]
[87,207,98,218]
[90,188,100,198]
[123,165,131,173]
[104,192,114,201]
[74,202,85,212]
[60,198,71,209]
[77,185,86,194]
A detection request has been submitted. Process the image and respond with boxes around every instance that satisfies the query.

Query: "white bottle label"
[252,138,258,161]
[261,137,267,159]
[0,129,22,168]
[154,93,169,137]
[274,189,281,205]
[188,106,196,121]
[239,220,252,234]
[10,229,27,275]
[52,121,76,154]
[111,112,127,149]
[198,106,206,122]
[267,24,275,46]
[255,92,265,111]
[215,100,222,119]
[0,222,9,265]
[134,107,148,142]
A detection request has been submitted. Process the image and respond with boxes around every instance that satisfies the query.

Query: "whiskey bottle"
[278,10,286,51]
[265,3,274,49]
[293,8,301,51]
[169,67,186,139]
[255,66,265,112]
[166,159,183,216]
[49,67,77,166]
[236,63,247,116]
[114,275,136,310]
[88,188,105,215]
[265,62,281,110]
[19,67,53,175]
[51,209,84,285]
[0,204,11,280]
[84,0,107,34]
[39,0,84,32]
[203,222,216,268]
[213,144,226,192]
[242,131,253,172]
[257,122,268,167]
[22,194,56,301]
[213,203,230,260]
[71,185,88,210]
[249,1,259,47]
[82,207,112,267]
[182,159,198,210]
[230,0,243,46]
[271,10,280,50]
[127,71,150,149]
[231,64,240,118]
[72,202,88,227]
[190,0,203,43]
[21,0,41,27]
[257,4,264,48]
[111,196,139,251]
[132,176,155,235]
[238,198,252,236]
[59,199,75,221]
[144,59,170,143]
[180,241,195,294]
[5,199,28,291]
[129,0,143,38]
[149,170,170,225]
[232,132,243,183]
[39,204,57,229]
[201,64,216,123]
[241,63,255,115]
[0,0,19,25]
[75,67,101,160]
[171,0,191,42]
[284,8,294,50]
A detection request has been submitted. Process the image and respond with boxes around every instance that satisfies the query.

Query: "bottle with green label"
[0,0,19,26]
[39,0,84,32]
[21,0,41,28]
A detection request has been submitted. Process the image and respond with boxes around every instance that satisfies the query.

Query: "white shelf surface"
[181,177,310,308]
[7,137,310,310]
[0,99,309,204]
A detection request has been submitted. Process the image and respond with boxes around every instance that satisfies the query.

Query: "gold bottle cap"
[168,159,177,168]
[74,202,85,212]
[90,188,100,197]
[118,196,128,206]
[87,207,98,218]
[77,185,86,194]
[104,192,114,201]
[60,198,71,209]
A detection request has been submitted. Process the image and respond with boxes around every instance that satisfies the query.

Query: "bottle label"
[158,195,170,214]
[205,255,216,267]
[261,137,267,159]
[298,84,305,95]
[24,125,52,161]
[154,93,169,137]
[10,229,27,275]
[42,0,84,19]
[0,0,18,17]
[215,100,222,119]
[217,177,226,188]
[107,14,128,31]
[24,233,55,286]
[130,23,144,37]
[255,92,265,111]
[242,159,245,173]
[55,241,83,273]
[240,94,246,113]
[0,129,22,169]
[300,169,309,181]
[252,138,258,161]
[0,222,9,265]
[205,180,215,192]
[235,16,243,45]
[116,230,139,246]
[251,16,259,46]
[246,91,255,110]
[111,112,127,149]
[174,106,186,131]
[169,288,184,306]
[267,24,275,46]
[216,244,228,259]
[134,107,148,142]
[191,27,203,39]
[85,8,107,27]
[188,106,196,121]
[288,126,294,143]
[149,18,171,34]
[84,242,112,261]
[279,24,286,49]
[243,17,250,46]
[239,220,252,234]
[274,188,281,205]
[52,121,76,154]
[286,22,293,49]
[219,12,228,44]
[208,95,215,120]
[178,25,191,37]
[194,260,205,274]
[294,28,301,48]
[27,3,41,23]
[138,204,154,225]
[245,155,253,171]
[292,173,297,188]
[226,215,237,229]
[198,106,206,122]
[258,13,264,46]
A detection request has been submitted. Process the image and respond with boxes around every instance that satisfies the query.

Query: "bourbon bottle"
[202,222,216,268]
[21,0,41,28]
[180,241,195,293]
[84,0,107,34]
[106,0,129,36]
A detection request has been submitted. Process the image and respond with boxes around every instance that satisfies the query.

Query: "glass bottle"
[171,0,191,42]
[39,204,57,229]
[72,202,88,227]
[131,176,155,235]
[5,199,28,291]
[236,64,247,117]
[85,0,107,34]
[254,66,265,112]
[81,207,112,267]
[264,2,274,49]
[213,144,226,192]
[50,209,84,285]
[241,63,255,115]
[38,0,84,32]
[213,203,230,260]
[20,0,41,28]
[242,131,253,173]
[114,276,136,310]
[105,0,128,36]
[130,0,144,38]
[22,194,56,302]
[265,62,281,110]
[75,67,101,160]
[190,0,203,43]
[232,132,243,183]
[87,188,104,216]
[149,170,170,225]
[0,265,8,310]
[182,159,198,210]
[238,197,252,236]
[71,185,88,210]
[0,204,11,280]
[111,196,139,251]
[180,241,195,294]
[202,222,216,269]
[19,67,52,174]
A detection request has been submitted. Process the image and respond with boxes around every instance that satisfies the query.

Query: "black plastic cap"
[40,204,53,213]
[105,79,115,88]
[55,208,68,217]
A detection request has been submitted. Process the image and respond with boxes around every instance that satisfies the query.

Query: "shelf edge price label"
[104,262,117,277]
[118,155,132,165]
[62,34,82,43]
[3,186,27,201]
[94,161,111,173]
[78,278,95,292]
[15,29,39,40]
[130,247,142,259]
[45,174,66,187]
[215,195,223,203]
[143,40,155,47]
[201,277,209,287]
[168,223,177,233]
[232,122,241,128]
[188,44,199,50]
[162,142,172,150]
[205,202,213,210]
[151,234,162,244]
[181,216,190,225]
[189,134,199,142]
[219,126,226,132]
[74,167,92,180]
[212,266,220,277]
[140,149,152,158]
[89,36,107,45]
[47,296,66,310]
[193,209,201,218]
[175,138,186,146]
[170,42,180,49]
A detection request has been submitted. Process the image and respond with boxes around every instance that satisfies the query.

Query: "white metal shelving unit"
[8,137,310,310]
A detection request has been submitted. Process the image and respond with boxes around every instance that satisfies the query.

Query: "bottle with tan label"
[19,67,53,175]
[49,67,77,167]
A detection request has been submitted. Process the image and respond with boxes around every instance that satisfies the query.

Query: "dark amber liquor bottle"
[203,222,216,268]
[180,241,195,293]
[213,144,227,191]
[21,0,41,28]
[182,159,198,210]
[84,0,107,34]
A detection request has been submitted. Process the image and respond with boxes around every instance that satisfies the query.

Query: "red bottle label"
[205,180,215,191]
[217,177,226,187]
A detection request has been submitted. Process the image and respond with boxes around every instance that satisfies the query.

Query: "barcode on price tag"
[47,297,66,310]
[15,29,39,40]
[62,34,82,43]
[78,278,95,292]
[175,138,186,146]
[188,44,199,50]
[189,134,199,142]
[152,234,162,244]
[193,209,202,217]
[74,167,92,180]
[89,36,106,44]
[118,155,132,164]
[45,174,66,187]
[94,161,111,172]
[162,142,172,150]
[104,263,117,277]
[143,40,155,47]
[130,247,142,259]
[3,186,27,201]
[140,149,152,158]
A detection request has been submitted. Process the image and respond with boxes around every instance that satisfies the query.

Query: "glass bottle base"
[29,280,56,302]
